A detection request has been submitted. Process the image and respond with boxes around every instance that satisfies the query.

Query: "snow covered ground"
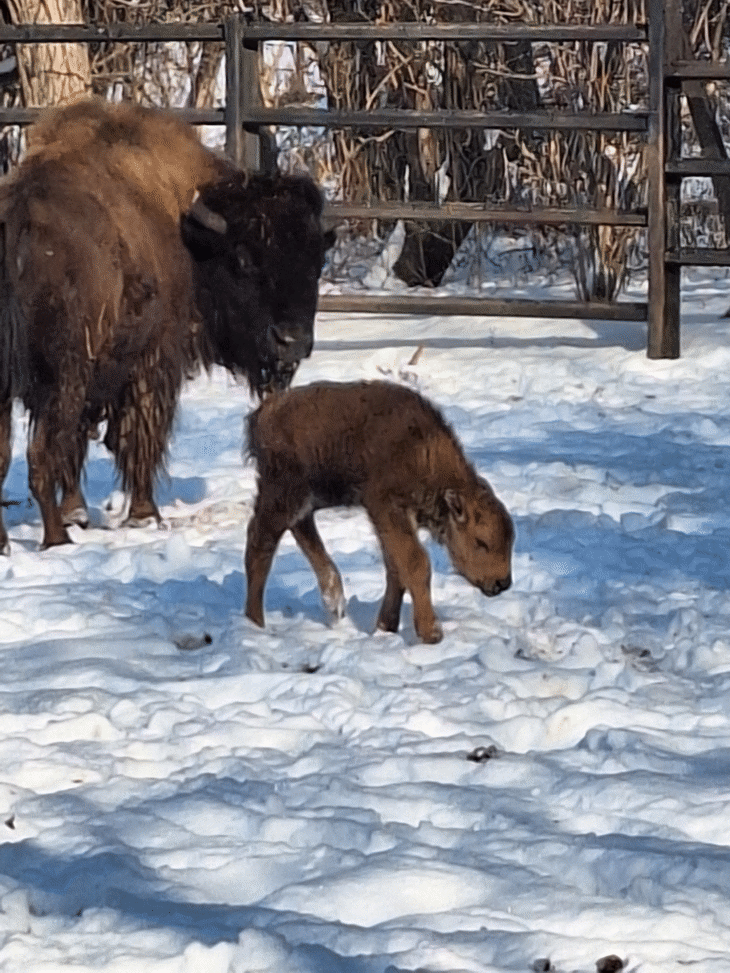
[0,266,730,972]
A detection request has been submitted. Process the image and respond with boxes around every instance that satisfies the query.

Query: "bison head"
[182,172,334,395]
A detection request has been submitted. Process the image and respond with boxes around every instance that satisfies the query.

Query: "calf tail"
[245,407,261,465]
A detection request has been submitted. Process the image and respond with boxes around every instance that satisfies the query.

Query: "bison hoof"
[123,514,159,529]
[0,538,9,556]
[62,506,89,529]
[40,531,73,550]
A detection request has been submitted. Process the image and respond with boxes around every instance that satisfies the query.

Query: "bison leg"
[376,544,405,634]
[104,363,174,529]
[125,493,161,528]
[244,504,289,628]
[290,512,345,621]
[27,414,72,549]
[369,505,442,644]
[0,398,12,554]
[60,484,89,528]
[58,411,103,528]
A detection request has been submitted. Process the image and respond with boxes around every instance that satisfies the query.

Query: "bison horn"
[188,197,228,235]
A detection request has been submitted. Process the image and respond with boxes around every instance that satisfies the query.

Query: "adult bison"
[0,97,332,551]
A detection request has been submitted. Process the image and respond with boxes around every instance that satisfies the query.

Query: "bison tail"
[0,287,29,403]
[0,220,28,402]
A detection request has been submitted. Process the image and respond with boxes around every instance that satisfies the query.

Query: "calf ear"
[444,489,467,523]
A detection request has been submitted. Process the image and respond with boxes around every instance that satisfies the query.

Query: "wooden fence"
[0,1,725,358]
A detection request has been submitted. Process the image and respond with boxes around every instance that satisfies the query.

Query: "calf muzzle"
[481,574,511,596]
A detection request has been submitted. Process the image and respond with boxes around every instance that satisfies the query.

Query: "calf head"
[183,172,335,395]
[442,478,513,596]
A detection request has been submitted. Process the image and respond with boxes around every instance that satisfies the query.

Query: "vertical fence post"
[224,15,245,166]
[225,15,274,173]
[646,0,679,358]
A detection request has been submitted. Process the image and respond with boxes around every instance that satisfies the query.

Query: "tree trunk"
[194,42,223,110]
[5,0,90,106]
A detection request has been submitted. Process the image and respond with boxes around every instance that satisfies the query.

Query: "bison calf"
[245,380,514,643]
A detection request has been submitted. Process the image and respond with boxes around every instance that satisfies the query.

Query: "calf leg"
[245,504,289,628]
[290,512,345,620]
[0,398,12,554]
[369,505,442,643]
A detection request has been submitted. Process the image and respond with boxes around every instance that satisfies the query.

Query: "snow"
[1,267,730,972]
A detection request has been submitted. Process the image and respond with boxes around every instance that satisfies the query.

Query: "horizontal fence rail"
[317,294,648,320]
[0,23,226,42]
[231,106,649,132]
[0,106,225,125]
[323,202,648,227]
[0,22,647,43]
[0,11,702,355]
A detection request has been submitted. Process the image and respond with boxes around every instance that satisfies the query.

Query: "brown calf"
[245,380,514,643]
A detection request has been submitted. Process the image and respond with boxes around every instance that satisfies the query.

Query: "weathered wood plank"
[317,294,648,321]
[0,106,225,126]
[667,60,730,80]
[325,202,647,226]
[237,107,648,132]
[0,23,225,42]
[239,23,646,43]
[667,159,730,177]
[0,22,645,44]
[646,0,680,358]
[224,17,245,166]
[0,107,224,126]
[667,248,730,266]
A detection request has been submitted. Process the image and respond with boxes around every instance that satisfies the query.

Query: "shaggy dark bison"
[245,380,514,643]
[0,97,332,550]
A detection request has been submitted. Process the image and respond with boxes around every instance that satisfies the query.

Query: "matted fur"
[0,98,330,551]
[245,380,514,644]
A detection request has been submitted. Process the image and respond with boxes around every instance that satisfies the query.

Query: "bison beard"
[0,98,332,551]
[245,380,514,644]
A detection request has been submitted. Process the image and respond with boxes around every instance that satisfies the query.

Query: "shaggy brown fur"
[0,98,331,550]
[245,380,514,643]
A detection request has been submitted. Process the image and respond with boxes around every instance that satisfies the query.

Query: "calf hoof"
[0,537,9,556]
[416,619,444,644]
[321,574,346,621]
[245,605,265,629]
[376,601,401,633]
